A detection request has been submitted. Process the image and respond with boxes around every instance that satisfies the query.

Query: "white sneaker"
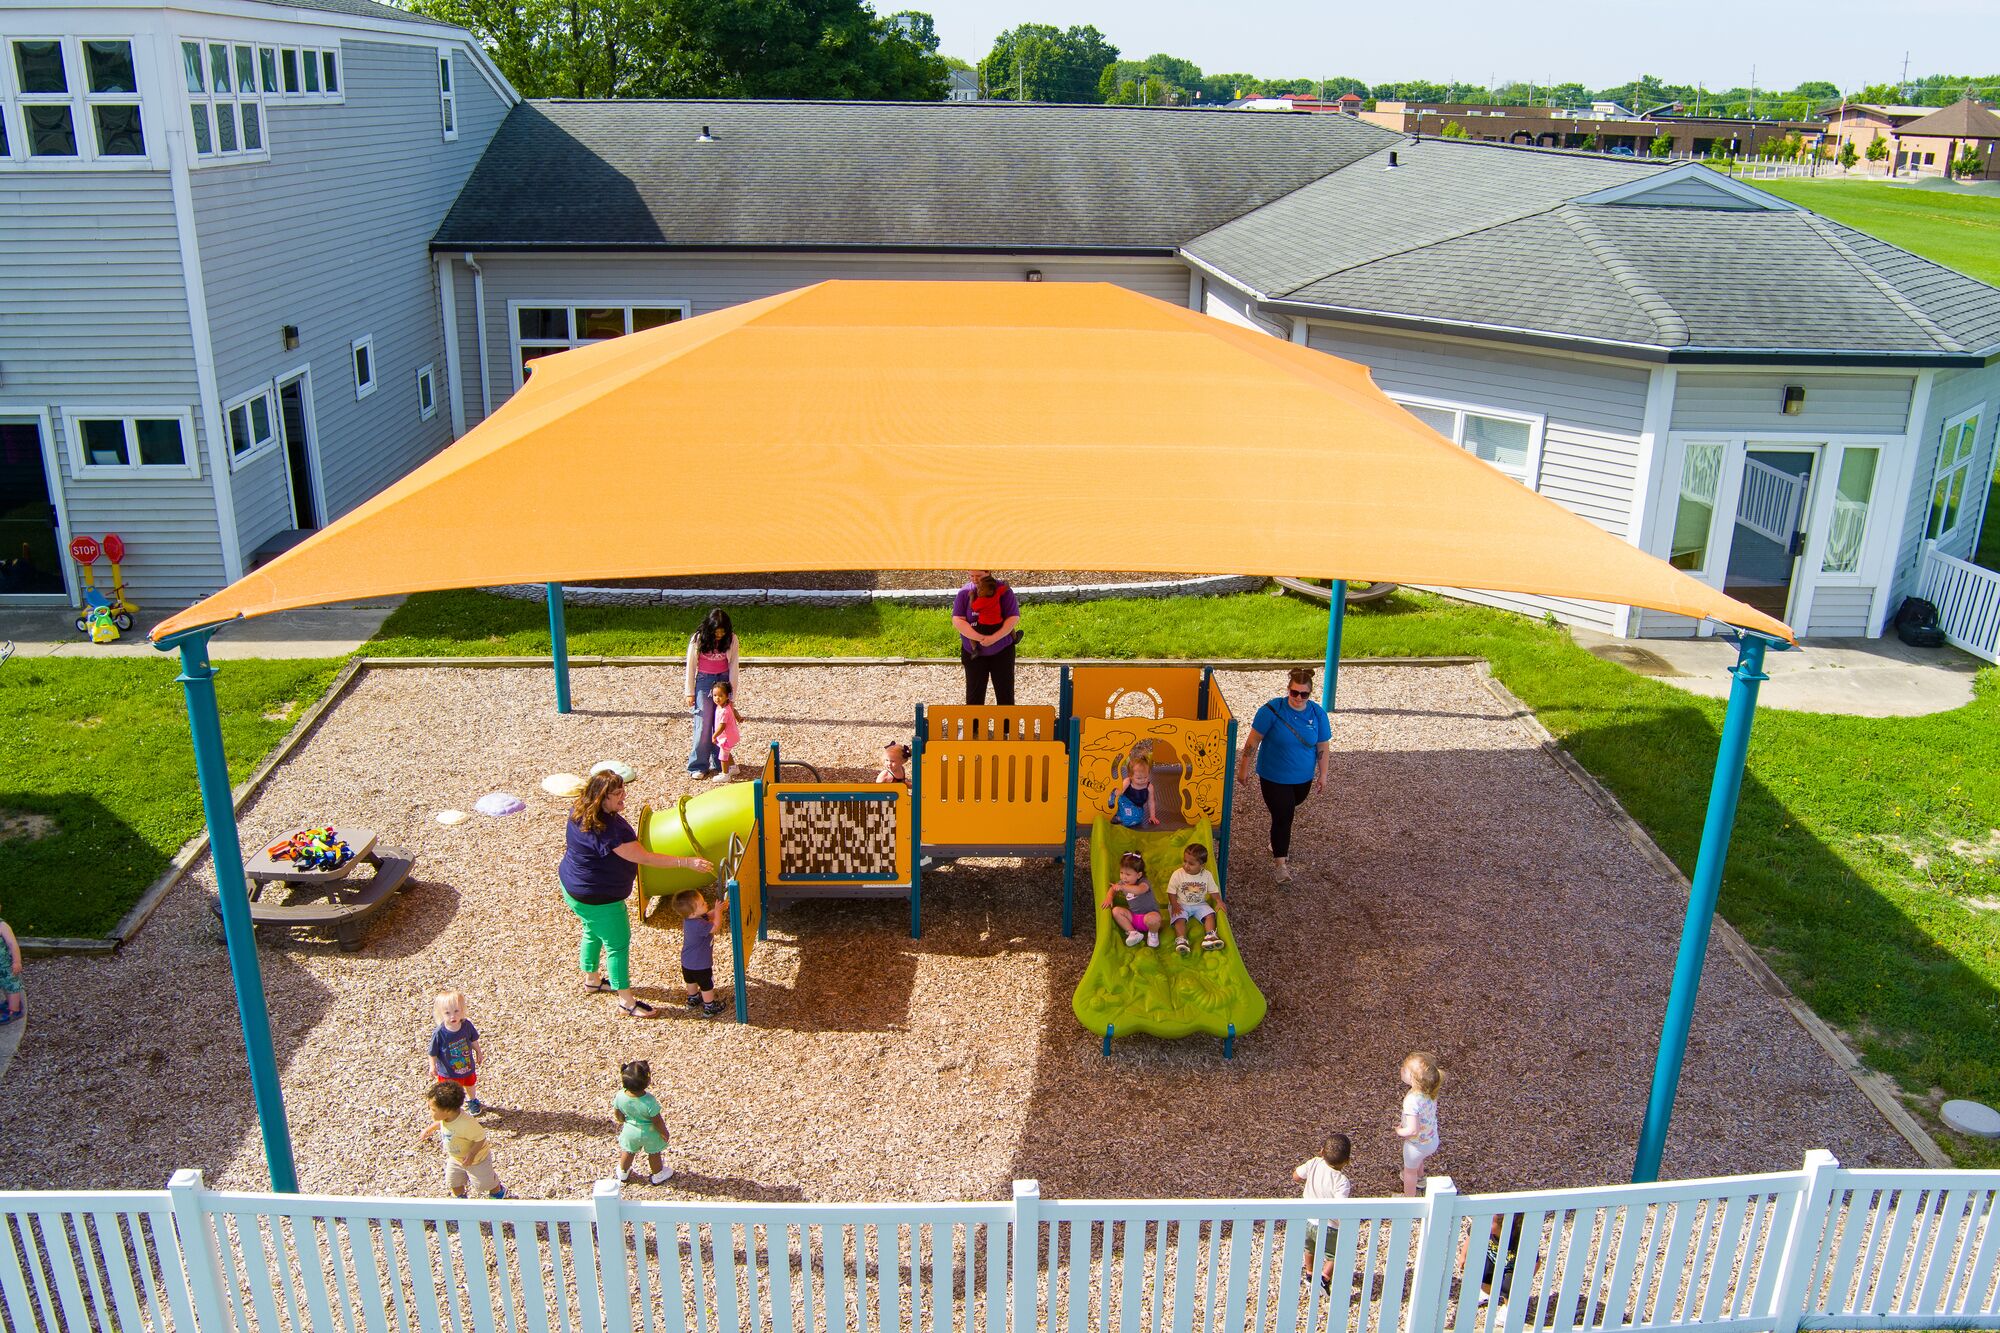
[709,768,730,782]
[1146,931,1159,948]
[650,1166,674,1184]
[1124,929,1144,947]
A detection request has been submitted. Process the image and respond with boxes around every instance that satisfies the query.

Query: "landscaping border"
[486,574,1264,608]
[1474,664,1951,1169]
[19,657,370,957]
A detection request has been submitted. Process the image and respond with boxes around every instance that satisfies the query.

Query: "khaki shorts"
[446,1154,501,1196]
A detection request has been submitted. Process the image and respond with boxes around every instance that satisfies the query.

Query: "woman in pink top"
[684,609,739,778]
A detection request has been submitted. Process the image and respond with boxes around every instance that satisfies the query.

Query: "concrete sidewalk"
[0,597,401,660]
[1574,630,1984,717]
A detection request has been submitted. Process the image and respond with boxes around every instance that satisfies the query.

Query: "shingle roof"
[433,100,1399,250]
[1894,99,2000,139]
[256,0,460,27]
[1185,141,2000,357]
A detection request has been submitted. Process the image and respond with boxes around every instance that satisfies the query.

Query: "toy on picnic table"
[265,826,355,873]
[70,534,138,638]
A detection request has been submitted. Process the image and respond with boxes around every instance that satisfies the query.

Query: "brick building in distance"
[1360,100,1820,157]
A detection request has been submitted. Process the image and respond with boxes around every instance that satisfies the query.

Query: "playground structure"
[624,664,1249,1034]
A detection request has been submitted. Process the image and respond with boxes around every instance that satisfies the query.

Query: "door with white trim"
[0,414,71,601]
[275,370,322,530]
[1721,443,1820,626]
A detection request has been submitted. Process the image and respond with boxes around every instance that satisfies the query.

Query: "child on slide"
[1168,843,1225,955]
[1104,850,1162,948]
[1111,756,1160,829]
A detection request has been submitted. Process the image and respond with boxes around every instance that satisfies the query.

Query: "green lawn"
[1979,473,2000,573]
[376,588,2000,1162]
[0,656,342,938]
[1754,179,2000,286]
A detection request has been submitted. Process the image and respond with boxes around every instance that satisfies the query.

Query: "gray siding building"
[0,0,513,605]
[8,67,1997,642]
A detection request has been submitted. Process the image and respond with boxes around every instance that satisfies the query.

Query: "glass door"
[277,372,320,530]
[0,417,68,597]
[1723,445,1818,623]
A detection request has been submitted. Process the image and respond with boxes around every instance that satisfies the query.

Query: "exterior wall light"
[1782,385,1805,415]
[282,325,300,351]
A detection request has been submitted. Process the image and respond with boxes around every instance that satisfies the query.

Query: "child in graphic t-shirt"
[1294,1132,1353,1293]
[675,890,728,1017]
[1167,843,1225,955]
[1104,851,1161,948]
[428,990,485,1115]
[418,1081,506,1198]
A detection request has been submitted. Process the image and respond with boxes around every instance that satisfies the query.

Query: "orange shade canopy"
[154,280,1791,642]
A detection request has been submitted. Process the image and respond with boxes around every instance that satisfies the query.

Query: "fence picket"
[295,1216,342,1333]
[90,1211,151,1333]
[984,1218,1006,1333]
[1548,1208,1593,1332]
[1870,1187,1923,1316]
[1219,1220,1253,1333]
[1912,1189,1968,1316]
[883,1225,903,1333]
[1699,1195,1752,1323]
[1954,1190,2000,1316]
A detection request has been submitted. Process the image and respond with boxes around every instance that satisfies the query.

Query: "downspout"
[435,255,466,439]
[464,253,492,421]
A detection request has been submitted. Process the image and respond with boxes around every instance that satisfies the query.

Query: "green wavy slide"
[1072,817,1267,1042]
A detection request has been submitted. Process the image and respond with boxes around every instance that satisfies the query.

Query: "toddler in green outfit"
[613,1060,672,1185]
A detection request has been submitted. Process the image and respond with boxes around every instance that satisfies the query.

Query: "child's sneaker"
[702,999,726,1018]
[685,993,703,1011]
[1176,939,1191,956]
[1145,931,1159,948]
[1202,934,1224,951]
[650,1166,674,1184]
[465,1097,485,1115]
[1124,929,1144,947]
[489,1186,508,1199]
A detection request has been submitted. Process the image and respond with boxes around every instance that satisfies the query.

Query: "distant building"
[1889,99,2000,178]
[1360,100,1819,157]
[946,69,979,102]
[1819,102,1934,169]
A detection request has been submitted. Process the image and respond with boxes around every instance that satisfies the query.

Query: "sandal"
[582,978,613,993]
[617,1000,659,1019]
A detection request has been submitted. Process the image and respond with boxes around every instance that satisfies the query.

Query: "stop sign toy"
[68,535,99,567]
[70,532,138,639]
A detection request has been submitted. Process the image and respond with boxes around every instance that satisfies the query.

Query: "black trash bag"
[1892,596,1947,648]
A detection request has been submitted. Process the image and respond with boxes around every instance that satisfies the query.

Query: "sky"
[918,0,2000,93]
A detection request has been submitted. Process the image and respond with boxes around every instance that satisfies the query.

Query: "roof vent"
[1385,150,1399,169]
[696,125,716,143]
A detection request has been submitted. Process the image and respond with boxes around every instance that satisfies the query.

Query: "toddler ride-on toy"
[70,534,138,636]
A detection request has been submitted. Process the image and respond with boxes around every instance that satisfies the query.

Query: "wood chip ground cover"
[0,664,1913,1200]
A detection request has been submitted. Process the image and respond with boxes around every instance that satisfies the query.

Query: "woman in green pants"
[559,771,711,1018]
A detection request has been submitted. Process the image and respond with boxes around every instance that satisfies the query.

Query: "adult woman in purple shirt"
[559,772,712,1019]
[950,569,1022,706]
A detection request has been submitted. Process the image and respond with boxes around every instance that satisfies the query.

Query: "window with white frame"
[182,40,264,159]
[225,386,277,464]
[1392,395,1542,486]
[352,336,376,399]
[514,304,688,382]
[438,51,456,140]
[64,410,196,476]
[1667,441,1725,573]
[4,37,147,163]
[416,364,437,420]
[1819,444,1881,576]
[268,45,339,99]
[1926,407,1983,542]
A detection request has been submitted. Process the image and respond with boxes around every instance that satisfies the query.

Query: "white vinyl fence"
[3,1154,1997,1333]
[1916,540,2000,664]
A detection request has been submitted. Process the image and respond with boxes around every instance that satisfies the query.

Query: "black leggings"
[963,645,1017,706]
[1259,778,1314,858]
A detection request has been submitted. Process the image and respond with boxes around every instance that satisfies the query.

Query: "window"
[416,364,437,420]
[438,51,456,140]
[1821,446,1880,576]
[225,386,277,464]
[1669,441,1725,574]
[64,410,196,476]
[512,303,688,383]
[265,46,339,101]
[5,37,146,163]
[182,40,264,161]
[1392,395,1542,486]
[1927,408,1983,542]
[352,336,376,399]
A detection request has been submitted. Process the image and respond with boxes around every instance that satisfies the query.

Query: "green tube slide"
[635,781,757,907]
[1072,816,1267,1041]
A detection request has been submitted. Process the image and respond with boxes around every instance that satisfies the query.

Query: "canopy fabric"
[154,280,1791,641]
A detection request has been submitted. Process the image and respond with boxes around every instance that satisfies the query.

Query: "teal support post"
[726,878,748,1024]
[1061,716,1083,937]
[1632,632,1773,1183]
[546,582,571,715]
[1217,717,1239,887]
[910,706,925,940]
[172,632,300,1193]
[1322,580,1347,712]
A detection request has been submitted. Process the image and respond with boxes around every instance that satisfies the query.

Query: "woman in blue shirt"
[1234,667,1332,885]
[559,772,712,1019]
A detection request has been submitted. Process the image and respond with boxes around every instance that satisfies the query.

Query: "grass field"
[1755,179,2000,286]
[0,656,343,938]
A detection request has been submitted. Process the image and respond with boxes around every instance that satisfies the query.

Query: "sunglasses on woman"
[1287,688,1310,699]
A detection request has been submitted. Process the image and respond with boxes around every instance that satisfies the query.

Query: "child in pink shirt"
[709,682,741,775]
